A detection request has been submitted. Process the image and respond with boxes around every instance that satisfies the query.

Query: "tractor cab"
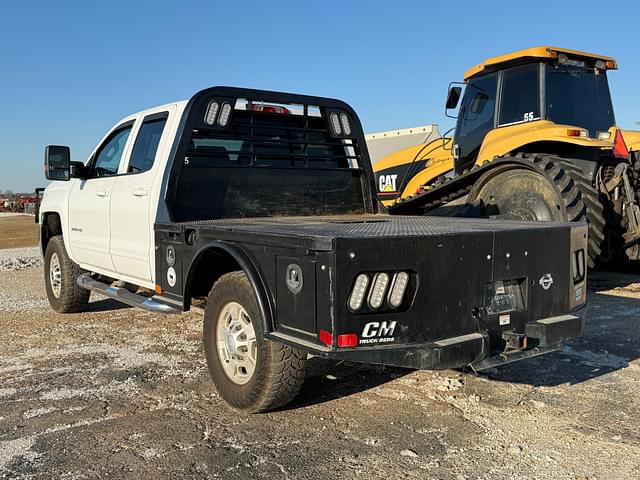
[446,46,618,174]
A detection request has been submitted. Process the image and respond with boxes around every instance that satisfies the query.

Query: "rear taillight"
[567,129,588,138]
[348,271,411,312]
[248,103,291,114]
[388,272,409,309]
[368,273,390,310]
[337,334,358,348]
[319,329,333,346]
[348,274,369,312]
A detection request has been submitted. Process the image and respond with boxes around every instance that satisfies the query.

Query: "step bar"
[77,274,182,314]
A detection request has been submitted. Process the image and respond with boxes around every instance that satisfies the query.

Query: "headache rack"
[185,98,363,170]
[165,87,378,223]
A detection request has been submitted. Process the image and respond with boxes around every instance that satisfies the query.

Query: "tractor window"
[545,64,615,137]
[499,64,540,126]
[454,73,497,171]
[456,73,497,140]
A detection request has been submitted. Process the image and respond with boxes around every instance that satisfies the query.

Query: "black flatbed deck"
[168,215,579,251]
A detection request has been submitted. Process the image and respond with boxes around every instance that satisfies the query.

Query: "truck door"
[68,123,134,271]
[109,111,170,285]
[453,73,497,174]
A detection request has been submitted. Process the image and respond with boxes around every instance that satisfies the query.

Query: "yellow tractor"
[372,46,640,267]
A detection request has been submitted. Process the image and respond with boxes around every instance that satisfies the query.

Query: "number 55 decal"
[523,112,535,122]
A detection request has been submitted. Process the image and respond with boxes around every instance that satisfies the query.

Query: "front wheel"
[44,235,91,313]
[203,271,307,412]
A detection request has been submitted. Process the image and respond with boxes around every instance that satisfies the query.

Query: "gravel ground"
[0,247,42,273]
[1,251,640,479]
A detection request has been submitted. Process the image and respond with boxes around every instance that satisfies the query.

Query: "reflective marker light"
[340,112,352,136]
[337,333,358,348]
[368,273,390,310]
[319,329,333,346]
[330,112,342,135]
[218,102,232,127]
[567,129,588,138]
[388,272,409,309]
[348,274,369,311]
[204,101,219,125]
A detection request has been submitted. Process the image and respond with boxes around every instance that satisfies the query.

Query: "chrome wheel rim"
[49,252,62,298]
[216,301,257,385]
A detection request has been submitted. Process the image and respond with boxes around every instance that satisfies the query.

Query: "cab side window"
[499,64,540,126]
[91,125,133,178]
[456,73,497,139]
[128,114,168,173]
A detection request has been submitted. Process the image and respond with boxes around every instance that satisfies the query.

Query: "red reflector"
[319,329,333,346]
[337,334,358,348]
[613,129,630,159]
[567,129,583,137]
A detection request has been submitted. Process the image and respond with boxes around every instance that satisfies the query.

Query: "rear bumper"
[306,306,586,370]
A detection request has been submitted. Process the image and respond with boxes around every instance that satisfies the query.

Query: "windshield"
[545,63,615,137]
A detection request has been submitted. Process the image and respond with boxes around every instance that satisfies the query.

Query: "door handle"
[131,188,149,197]
[96,189,109,197]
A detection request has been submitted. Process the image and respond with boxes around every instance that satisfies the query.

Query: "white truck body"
[40,101,188,289]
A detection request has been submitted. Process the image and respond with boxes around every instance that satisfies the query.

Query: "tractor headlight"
[388,272,409,308]
[348,274,369,311]
[368,273,390,310]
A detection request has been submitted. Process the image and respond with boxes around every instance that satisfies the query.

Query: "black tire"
[203,271,307,413]
[469,153,604,268]
[552,158,606,267]
[44,235,91,313]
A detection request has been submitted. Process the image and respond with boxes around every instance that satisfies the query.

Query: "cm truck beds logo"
[360,321,397,345]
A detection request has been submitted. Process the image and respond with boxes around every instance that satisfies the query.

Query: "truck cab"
[39,87,587,412]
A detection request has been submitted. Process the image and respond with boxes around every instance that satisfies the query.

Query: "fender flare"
[184,241,275,332]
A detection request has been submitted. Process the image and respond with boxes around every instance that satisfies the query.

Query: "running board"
[77,274,182,314]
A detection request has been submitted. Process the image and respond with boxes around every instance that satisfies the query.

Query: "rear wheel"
[203,271,307,412]
[468,153,604,267]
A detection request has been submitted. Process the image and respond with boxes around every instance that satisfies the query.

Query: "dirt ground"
[0,216,38,249]
[1,249,640,478]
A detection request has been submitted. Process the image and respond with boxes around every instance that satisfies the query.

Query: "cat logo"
[378,174,398,193]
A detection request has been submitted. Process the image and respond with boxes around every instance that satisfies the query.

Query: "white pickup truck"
[37,86,588,412]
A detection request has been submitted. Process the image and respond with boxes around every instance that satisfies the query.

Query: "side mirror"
[44,145,71,181]
[446,86,462,110]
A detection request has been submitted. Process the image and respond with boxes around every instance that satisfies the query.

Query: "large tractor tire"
[203,271,307,413]
[468,153,605,268]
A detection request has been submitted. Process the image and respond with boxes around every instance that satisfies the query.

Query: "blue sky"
[1,0,639,192]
